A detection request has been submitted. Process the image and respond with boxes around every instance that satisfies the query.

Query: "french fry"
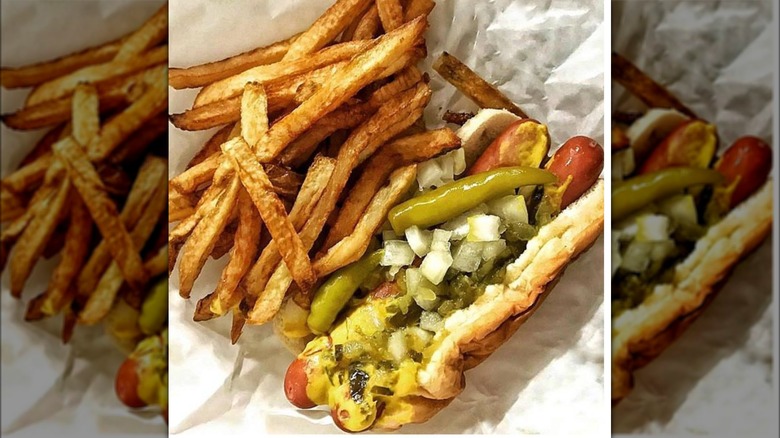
[2,154,53,193]
[9,178,71,296]
[78,177,166,325]
[239,83,269,145]
[54,138,148,291]
[210,218,238,260]
[25,45,167,107]
[324,128,460,247]
[314,164,417,277]
[108,113,168,165]
[20,125,67,166]
[186,124,235,169]
[282,0,373,61]
[612,52,698,119]
[169,34,300,89]
[352,5,381,40]
[87,66,167,161]
[252,17,427,162]
[404,0,436,22]
[71,84,100,146]
[169,187,197,223]
[243,155,335,299]
[0,188,26,223]
[169,153,223,193]
[223,137,317,292]
[377,0,404,31]
[25,195,92,319]
[194,40,372,107]
[114,4,168,61]
[433,51,528,118]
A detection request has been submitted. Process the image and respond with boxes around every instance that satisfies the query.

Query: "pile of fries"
[0,4,168,342]
[169,0,490,342]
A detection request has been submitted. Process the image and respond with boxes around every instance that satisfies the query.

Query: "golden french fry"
[352,5,381,40]
[144,244,167,278]
[210,217,238,260]
[223,137,317,292]
[78,176,166,325]
[169,187,196,223]
[25,195,92,319]
[169,153,223,194]
[20,124,67,166]
[0,187,26,223]
[283,0,373,61]
[195,40,372,107]
[114,4,168,61]
[9,178,71,296]
[253,17,427,162]
[404,0,436,22]
[612,52,698,119]
[2,154,53,193]
[87,66,167,161]
[108,113,168,165]
[377,0,404,31]
[186,123,235,169]
[25,45,167,107]
[243,155,335,299]
[54,138,148,291]
[240,83,269,146]
[78,156,166,295]
[433,51,527,118]
[325,128,460,247]
[169,34,300,89]
[314,164,416,277]
[71,83,99,146]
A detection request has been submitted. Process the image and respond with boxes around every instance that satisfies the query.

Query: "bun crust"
[611,179,773,403]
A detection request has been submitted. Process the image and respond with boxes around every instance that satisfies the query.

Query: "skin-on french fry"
[169,34,300,89]
[54,138,148,291]
[433,51,528,118]
[404,0,436,22]
[194,40,373,107]
[24,196,92,320]
[314,164,417,277]
[352,5,381,40]
[0,36,125,89]
[612,52,699,119]
[78,177,166,325]
[25,45,167,107]
[377,0,404,31]
[209,217,238,260]
[239,83,269,145]
[223,137,317,293]
[324,128,460,247]
[2,154,53,194]
[252,17,428,162]
[71,84,100,146]
[242,155,335,300]
[282,0,373,61]
[88,66,167,161]
[0,188,27,223]
[114,4,168,61]
[169,187,196,223]
[9,178,71,297]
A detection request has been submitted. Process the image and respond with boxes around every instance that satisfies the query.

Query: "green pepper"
[308,249,384,335]
[387,167,556,234]
[139,277,168,335]
[612,168,723,221]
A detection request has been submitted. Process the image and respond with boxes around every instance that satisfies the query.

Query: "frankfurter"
[611,108,773,403]
[276,109,605,431]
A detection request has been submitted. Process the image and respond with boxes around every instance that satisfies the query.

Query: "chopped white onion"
[388,331,407,362]
[407,326,434,344]
[404,226,433,257]
[659,194,698,226]
[611,233,621,277]
[466,214,502,242]
[420,250,452,284]
[380,240,415,267]
[382,229,399,242]
[635,214,670,242]
[620,241,652,273]
[451,241,483,272]
[481,239,507,261]
[451,148,466,175]
[412,286,439,311]
[420,311,444,332]
[431,229,452,252]
[487,195,528,225]
[417,159,444,189]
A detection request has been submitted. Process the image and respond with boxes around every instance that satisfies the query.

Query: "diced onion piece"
[481,239,507,261]
[452,148,466,175]
[412,286,439,311]
[617,222,638,241]
[417,159,443,189]
[420,250,452,284]
[612,147,635,180]
[382,229,399,242]
[635,214,670,242]
[438,153,455,184]
[405,267,422,293]
[431,229,452,252]
[611,233,621,277]
[405,226,433,257]
[381,240,415,267]
[650,239,676,262]
[442,204,489,240]
[451,241,483,272]
[407,326,434,345]
[388,331,407,362]
[620,241,652,273]
[659,194,698,226]
[487,195,528,225]
[466,214,502,242]
[420,311,444,332]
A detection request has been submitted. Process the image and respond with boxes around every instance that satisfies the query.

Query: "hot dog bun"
[611,179,772,403]
[275,109,605,430]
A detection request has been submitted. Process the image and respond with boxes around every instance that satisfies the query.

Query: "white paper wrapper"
[611,0,775,434]
[1,1,166,436]
[168,0,605,434]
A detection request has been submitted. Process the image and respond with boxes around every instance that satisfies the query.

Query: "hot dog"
[278,109,604,431]
[611,109,773,403]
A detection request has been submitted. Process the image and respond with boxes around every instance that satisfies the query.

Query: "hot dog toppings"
[611,112,771,317]
[287,114,603,431]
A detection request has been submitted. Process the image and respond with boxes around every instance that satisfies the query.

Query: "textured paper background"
[612,0,776,435]
[0,1,167,437]
[168,0,606,434]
